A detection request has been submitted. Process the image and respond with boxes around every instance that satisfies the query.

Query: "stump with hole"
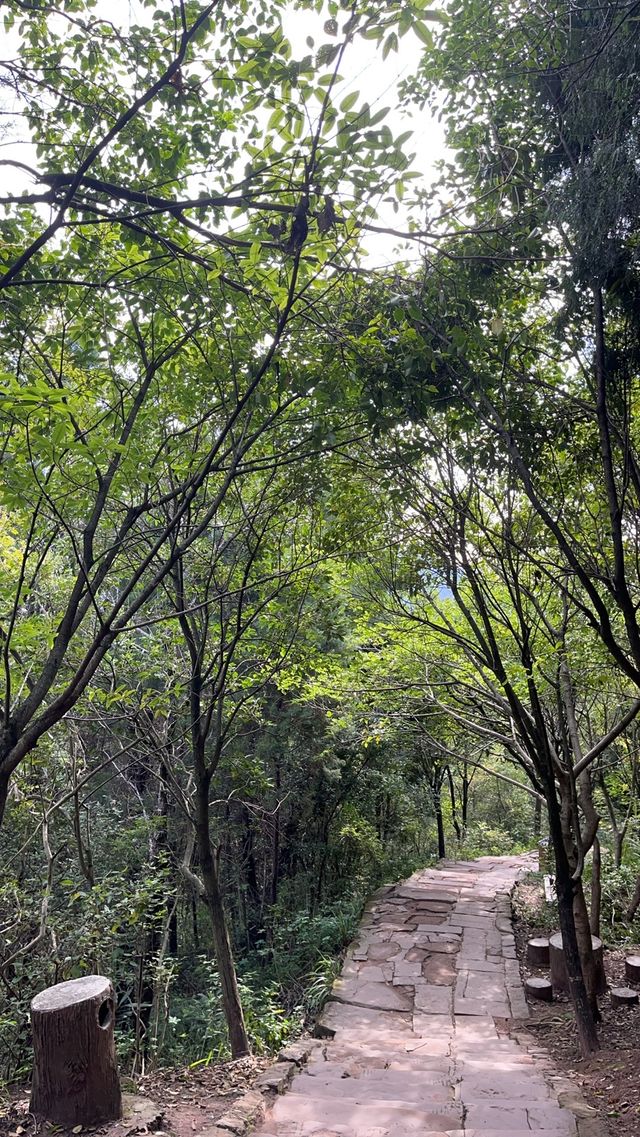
[611,986,639,1008]
[527,936,550,968]
[625,955,640,983]
[548,932,606,996]
[525,976,553,1002]
[30,975,121,1125]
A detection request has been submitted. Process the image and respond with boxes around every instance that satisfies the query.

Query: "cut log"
[624,955,640,983]
[548,932,606,996]
[611,987,639,1008]
[527,936,550,967]
[30,975,122,1125]
[525,977,553,1002]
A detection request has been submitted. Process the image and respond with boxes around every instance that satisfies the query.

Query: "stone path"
[254,854,581,1137]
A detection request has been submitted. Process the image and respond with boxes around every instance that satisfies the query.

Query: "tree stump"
[525,977,553,1002]
[611,986,639,1008]
[527,936,550,967]
[625,955,640,983]
[549,932,606,996]
[31,975,122,1125]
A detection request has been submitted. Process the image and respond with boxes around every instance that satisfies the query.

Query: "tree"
[0,0,430,827]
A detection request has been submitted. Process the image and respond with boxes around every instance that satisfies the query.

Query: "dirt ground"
[0,1055,270,1137]
[512,878,640,1137]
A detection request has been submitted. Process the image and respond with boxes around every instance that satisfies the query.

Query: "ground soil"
[512,877,640,1137]
[0,1054,270,1137]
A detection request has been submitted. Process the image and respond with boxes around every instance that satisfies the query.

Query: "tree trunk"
[431,769,446,859]
[241,806,261,949]
[533,794,542,839]
[436,799,446,859]
[0,766,10,830]
[626,873,640,922]
[196,811,250,1058]
[544,777,599,1054]
[613,829,624,869]
[270,759,281,908]
[169,905,178,956]
[590,837,601,938]
[446,766,462,841]
[30,975,121,1125]
[573,878,601,1019]
[191,893,200,950]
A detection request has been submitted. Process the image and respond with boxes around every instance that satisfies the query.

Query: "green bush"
[459,822,530,859]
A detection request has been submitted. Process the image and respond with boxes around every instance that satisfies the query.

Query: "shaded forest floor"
[0,1055,270,1137]
[512,876,640,1137]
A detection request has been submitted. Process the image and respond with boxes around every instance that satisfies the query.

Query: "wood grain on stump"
[624,955,640,983]
[549,932,606,996]
[611,986,639,1008]
[525,977,553,1002]
[30,975,122,1125]
[527,936,550,967]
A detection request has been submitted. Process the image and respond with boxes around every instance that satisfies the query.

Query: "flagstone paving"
[254,854,583,1137]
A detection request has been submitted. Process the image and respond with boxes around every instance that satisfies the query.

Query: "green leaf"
[413,21,434,47]
[340,90,359,112]
[382,32,398,60]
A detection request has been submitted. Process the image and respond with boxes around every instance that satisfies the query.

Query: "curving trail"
[254,853,582,1137]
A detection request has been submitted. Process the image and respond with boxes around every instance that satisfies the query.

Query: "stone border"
[199,1039,322,1137]
[497,889,530,1020]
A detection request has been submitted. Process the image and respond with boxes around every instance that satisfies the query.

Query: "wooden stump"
[625,955,640,983]
[549,932,606,996]
[525,977,553,1002]
[611,986,639,1008]
[527,936,550,967]
[31,975,122,1125]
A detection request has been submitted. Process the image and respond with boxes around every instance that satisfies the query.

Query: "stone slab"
[366,942,402,961]
[454,957,502,973]
[422,956,456,985]
[464,1102,576,1131]
[266,1094,463,1135]
[460,1073,552,1100]
[413,984,453,1014]
[454,996,511,1017]
[289,1069,453,1105]
[396,887,459,903]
